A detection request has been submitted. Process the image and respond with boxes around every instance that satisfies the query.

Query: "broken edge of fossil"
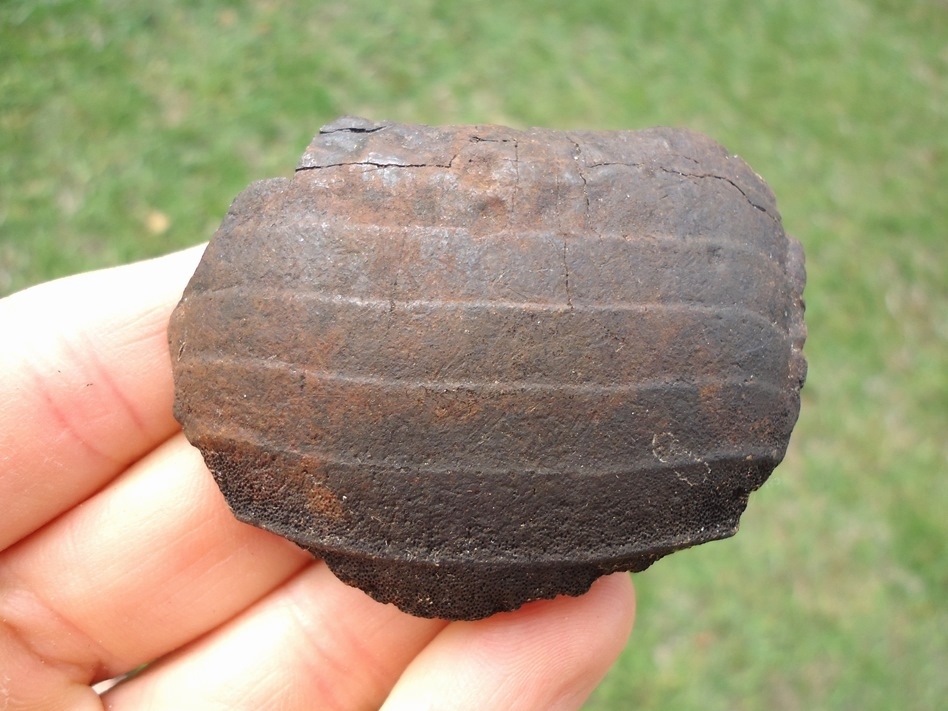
[169,116,807,620]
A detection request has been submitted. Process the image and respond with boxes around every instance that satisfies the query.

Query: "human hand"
[0,246,635,709]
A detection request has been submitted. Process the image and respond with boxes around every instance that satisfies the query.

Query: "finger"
[0,434,310,708]
[380,573,636,711]
[103,562,447,710]
[0,245,204,550]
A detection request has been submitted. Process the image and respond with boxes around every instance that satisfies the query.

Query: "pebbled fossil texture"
[169,116,807,620]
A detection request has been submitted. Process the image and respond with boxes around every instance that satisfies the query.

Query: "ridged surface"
[169,117,807,619]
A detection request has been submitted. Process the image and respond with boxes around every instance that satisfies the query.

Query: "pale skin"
[0,245,636,710]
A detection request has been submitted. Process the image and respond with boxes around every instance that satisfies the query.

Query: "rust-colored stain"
[169,117,807,620]
[306,484,346,521]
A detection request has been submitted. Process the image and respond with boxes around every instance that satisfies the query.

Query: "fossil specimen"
[169,116,807,620]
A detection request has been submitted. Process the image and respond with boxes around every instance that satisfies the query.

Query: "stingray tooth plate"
[169,116,807,620]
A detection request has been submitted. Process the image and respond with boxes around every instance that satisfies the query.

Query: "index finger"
[0,246,204,551]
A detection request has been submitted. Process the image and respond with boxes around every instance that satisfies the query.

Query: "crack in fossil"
[512,139,520,224]
[566,135,591,228]
[296,154,461,172]
[318,124,387,135]
[580,159,777,224]
[470,135,514,143]
[657,167,775,221]
[562,235,573,309]
[298,133,773,227]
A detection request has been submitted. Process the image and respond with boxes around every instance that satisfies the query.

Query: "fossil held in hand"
[169,117,807,620]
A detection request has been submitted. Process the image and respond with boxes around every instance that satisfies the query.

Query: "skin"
[0,246,635,710]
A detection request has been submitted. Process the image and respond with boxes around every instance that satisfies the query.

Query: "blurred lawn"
[2,0,945,708]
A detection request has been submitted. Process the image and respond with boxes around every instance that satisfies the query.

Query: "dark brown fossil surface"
[169,116,807,620]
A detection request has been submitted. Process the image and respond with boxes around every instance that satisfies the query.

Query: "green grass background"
[2,0,945,708]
